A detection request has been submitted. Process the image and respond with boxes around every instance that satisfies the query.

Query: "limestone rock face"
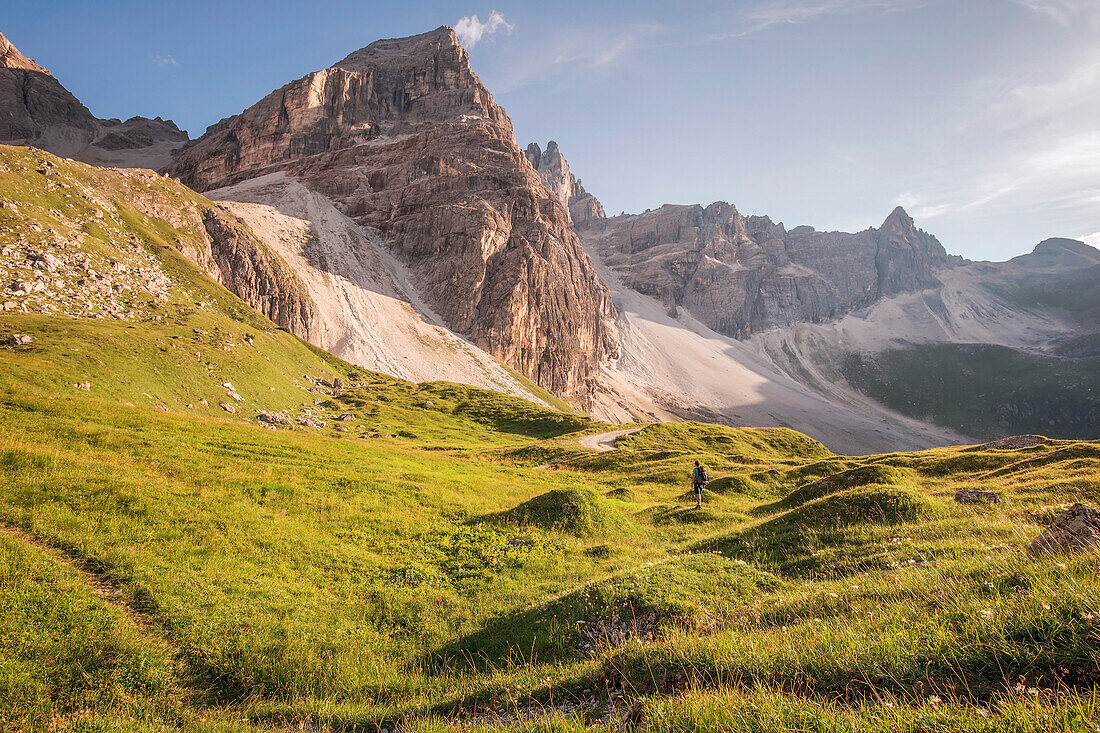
[525,141,606,227]
[165,27,615,396]
[0,30,187,168]
[579,200,949,337]
[199,208,316,339]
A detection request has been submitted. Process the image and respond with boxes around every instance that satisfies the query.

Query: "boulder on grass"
[1029,503,1100,556]
[955,489,1000,504]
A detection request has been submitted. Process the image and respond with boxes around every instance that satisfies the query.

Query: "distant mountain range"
[1,26,1096,452]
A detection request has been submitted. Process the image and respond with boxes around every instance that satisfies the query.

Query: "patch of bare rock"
[955,489,1000,504]
[1029,503,1100,556]
[968,435,1047,451]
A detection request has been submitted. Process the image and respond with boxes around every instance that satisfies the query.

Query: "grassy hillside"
[843,343,1100,440]
[2,339,1098,730]
[0,144,1098,731]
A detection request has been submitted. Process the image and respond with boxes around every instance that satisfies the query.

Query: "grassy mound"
[492,487,623,536]
[793,485,934,527]
[703,486,936,578]
[440,553,785,666]
[761,464,915,514]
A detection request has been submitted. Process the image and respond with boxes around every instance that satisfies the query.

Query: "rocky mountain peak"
[335,25,462,70]
[878,205,921,240]
[582,198,955,338]
[1013,237,1100,270]
[166,29,617,398]
[0,30,48,73]
[0,28,188,168]
[873,205,948,296]
[524,140,606,227]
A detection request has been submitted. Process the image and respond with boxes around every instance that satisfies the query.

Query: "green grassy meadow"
[0,146,1098,731]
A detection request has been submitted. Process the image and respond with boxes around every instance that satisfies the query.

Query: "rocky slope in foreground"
[0,30,187,169]
[164,27,616,398]
[0,145,313,335]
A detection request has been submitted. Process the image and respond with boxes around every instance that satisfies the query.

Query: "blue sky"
[5,0,1098,259]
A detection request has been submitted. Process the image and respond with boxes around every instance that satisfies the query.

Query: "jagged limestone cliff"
[164,27,616,397]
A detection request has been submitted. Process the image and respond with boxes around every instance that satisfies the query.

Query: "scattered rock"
[75,381,90,390]
[1029,503,1100,556]
[336,413,355,421]
[955,489,1001,504]
[29,251,63,271]
[199,398,209,407]
[228,391,244,402]
[222,382,235,390]
[219,402,236,414]
[257,411,292,426]
[969,435,1046,451]
[332,377,344,390]
[297,418,325,428]
[576,610,661,657]
[5,333,35,346]
[508,538,528,547]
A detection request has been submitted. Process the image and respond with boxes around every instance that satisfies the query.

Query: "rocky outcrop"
[199,208,316,339]
[0,30,187,168]
[164,27,615,397]
[578,200,948,338]
[0,145,314,336]
[1029,503,1100,555]
[525,141,605,227]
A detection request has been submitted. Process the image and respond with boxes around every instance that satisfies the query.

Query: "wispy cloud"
[737,0,925,36]
[1011,0,1097,25]
[487,22,662,93]
[454,10,513,49]
[152,54,177,66]
[550,22,663,69]
[1082,232,1100,247]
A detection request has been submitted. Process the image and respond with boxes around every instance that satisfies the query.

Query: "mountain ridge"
[2,25,1097,449]
[0,29,187,169]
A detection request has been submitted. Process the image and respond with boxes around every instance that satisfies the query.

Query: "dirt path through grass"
[0,522,188,668]
[579,427,643,452]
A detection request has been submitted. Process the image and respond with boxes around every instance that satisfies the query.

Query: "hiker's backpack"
[697,466,709,483]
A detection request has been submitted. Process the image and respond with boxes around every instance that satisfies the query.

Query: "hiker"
[691,460,709,508]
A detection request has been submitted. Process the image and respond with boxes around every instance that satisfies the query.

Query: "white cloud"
[153,54,177,66]
[454,10,513,49]
[1082,232,1100,247]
